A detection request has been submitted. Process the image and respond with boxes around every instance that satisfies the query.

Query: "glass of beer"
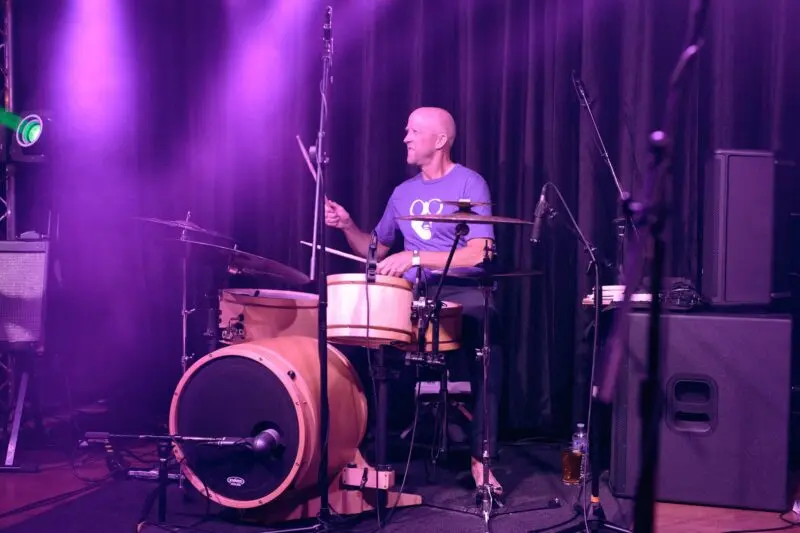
[561,448,583,485]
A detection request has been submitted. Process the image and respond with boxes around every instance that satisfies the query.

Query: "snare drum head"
[221,289,318,307]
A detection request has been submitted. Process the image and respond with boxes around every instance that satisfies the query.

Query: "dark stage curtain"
[6,0,799,438]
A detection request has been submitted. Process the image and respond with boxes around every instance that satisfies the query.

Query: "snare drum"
[218,289,318,344]
[326,274,414,347]
[400,300,462,352]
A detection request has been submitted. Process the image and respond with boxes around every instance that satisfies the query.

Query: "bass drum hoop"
[168,343,312,509]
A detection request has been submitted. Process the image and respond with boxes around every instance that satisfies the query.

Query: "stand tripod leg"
[0,371,38,473]
[1,349,40,474]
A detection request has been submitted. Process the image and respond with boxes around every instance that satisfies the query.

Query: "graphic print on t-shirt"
[409,198,443,240]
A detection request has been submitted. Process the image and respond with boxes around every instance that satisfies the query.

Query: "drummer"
[324,106,503,495]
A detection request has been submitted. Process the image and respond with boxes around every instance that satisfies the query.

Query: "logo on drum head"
[226,476,246,487]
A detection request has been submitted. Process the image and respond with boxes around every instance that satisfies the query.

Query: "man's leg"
[441,286,504,492]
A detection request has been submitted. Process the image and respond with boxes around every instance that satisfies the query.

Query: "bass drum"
[169,336,367,509]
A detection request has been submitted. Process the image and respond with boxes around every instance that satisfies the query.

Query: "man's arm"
[418,237,494,269]
[342,223,391,261]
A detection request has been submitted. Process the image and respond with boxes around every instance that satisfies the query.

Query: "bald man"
[325,107,503,495]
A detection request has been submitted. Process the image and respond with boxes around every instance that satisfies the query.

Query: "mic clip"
[366,232,377,283]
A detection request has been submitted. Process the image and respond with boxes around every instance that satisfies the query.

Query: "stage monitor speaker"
[610,311,792,512]
[0,240,49,345]
[700,150,797,305]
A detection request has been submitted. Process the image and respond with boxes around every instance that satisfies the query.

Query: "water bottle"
[562,422,587,485]
[571,423,588,454]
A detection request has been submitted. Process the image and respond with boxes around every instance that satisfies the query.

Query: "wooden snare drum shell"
[400,300,463,352]
[219,289,319,343]
[169,336,368,509]
[326,274,414,347]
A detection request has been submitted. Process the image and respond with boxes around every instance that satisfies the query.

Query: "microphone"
[572,71,590,106]
[323,6,333,59]
[213,429,282,455]
[366,230,377,283]
[530,185,549,243]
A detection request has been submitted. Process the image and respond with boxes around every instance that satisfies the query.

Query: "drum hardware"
[403,351,446,368]
[82,431,271,527]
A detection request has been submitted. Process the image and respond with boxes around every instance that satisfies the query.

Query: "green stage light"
[0,109,44,147]
[17,115,43,147]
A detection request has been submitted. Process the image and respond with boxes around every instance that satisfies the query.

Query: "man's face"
[403,112,442,165]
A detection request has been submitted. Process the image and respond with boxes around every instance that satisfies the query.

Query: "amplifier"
[0,240,50,345]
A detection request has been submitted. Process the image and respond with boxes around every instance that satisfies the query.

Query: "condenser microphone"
[323,6,333,60]
[530,185,549,244]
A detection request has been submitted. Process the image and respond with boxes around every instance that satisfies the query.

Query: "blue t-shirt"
[373,164,495,283]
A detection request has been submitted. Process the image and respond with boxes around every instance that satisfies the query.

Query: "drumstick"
[300,241,366,264]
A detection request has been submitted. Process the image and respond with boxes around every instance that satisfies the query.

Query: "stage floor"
[0,440,795,533]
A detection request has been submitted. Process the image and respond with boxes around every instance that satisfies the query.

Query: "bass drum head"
[171,352,301,507]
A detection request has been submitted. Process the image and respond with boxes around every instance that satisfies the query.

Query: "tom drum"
[219,289,318,344]
[326,273,414,347]
[169,336,367,509]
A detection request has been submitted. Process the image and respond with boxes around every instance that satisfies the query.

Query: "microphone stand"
[535,187,629,533]
[572,71,639,284]
[313,5,333,526]
[591,3,710,533]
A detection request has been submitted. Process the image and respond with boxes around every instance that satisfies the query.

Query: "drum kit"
[107,204,538,530]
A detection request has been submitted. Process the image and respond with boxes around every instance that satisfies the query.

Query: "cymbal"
[398,212,533,225]
[136,217,232,240]
[173,239,310,286]
[441,199,493,208]
[431,268,542,279]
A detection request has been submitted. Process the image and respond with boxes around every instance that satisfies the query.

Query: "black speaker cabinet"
[701,150,797,305]
[0,240,50,345]
[610,311,792,512]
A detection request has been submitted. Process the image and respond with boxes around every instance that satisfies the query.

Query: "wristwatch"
[411,249,421,267]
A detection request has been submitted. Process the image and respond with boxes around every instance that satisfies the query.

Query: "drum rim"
[326,273,412,291]
[221,288,319,306]
[169,344,308,508]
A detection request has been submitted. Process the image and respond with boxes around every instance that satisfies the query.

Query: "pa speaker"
[610,311,792,512]
[0,240,49,345]
[701,150,797,305]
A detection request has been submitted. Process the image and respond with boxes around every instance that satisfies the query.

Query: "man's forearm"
[418,240,493,270]
[341,223,372,258]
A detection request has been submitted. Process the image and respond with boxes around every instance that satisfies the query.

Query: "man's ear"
[435,133,448,150]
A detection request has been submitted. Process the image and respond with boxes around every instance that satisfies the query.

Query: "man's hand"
[324,199,353,229]
[377,251,413,277]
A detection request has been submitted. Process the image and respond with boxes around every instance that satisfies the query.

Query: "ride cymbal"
[172,239,310,286]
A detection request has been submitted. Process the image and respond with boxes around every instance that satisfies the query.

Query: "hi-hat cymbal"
[398,212,533,225]
[432,268,543,279]
[173,239,310,286]
[441,199,493,208]
[136,217,232,240]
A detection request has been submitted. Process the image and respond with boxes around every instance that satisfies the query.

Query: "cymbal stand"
[178,210,196,375]
[475,240,498,533]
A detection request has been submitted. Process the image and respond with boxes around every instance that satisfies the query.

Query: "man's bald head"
[404,107,457,166]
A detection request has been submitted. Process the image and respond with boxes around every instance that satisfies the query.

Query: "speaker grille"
[0,241,48,344]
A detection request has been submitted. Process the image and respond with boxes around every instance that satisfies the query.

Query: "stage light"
[7,110,50,163]
[16,115,43,147]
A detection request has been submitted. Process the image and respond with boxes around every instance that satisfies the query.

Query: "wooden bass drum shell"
[169,336,367,509]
